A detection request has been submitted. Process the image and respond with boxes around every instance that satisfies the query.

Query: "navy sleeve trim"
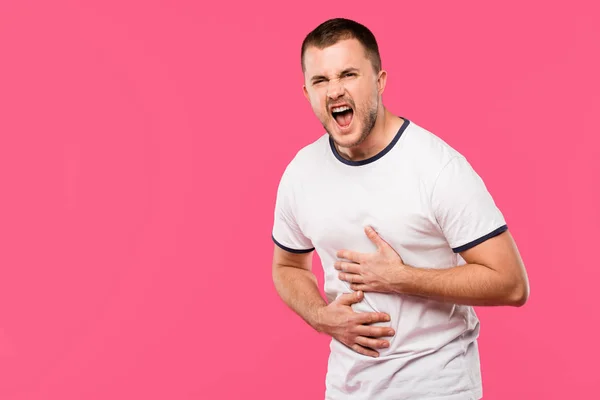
[452,224,508,253]
[272,235,314,254]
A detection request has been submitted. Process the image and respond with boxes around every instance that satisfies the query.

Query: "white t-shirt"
[272,118,507,400]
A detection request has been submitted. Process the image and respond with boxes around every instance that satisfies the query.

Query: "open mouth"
[331,105,354,128]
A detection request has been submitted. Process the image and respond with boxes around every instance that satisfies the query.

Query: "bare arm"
[272,243,394,357]
[336,227,530,307]
[394,231,530,306]
[271,245,326,331]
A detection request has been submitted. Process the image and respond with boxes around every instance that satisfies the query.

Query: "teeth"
[332,106,351,113]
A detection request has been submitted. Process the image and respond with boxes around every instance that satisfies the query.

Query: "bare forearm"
[272,266,327,330]
[397,263,528,307]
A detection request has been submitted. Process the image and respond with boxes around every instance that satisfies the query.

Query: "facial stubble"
[324,94,379,149]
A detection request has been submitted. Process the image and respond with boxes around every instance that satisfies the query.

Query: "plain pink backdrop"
[0,0,598,399]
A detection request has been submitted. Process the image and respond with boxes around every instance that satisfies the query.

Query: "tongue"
[335,110,353,127]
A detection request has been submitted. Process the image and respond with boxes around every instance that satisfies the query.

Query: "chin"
[332,133,361,148]
[329,125,365,148]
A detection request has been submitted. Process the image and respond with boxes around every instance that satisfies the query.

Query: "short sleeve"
[271,166,314,254]
[431,156,507,253]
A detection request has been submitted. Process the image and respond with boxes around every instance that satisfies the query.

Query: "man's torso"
[284,119,484,399]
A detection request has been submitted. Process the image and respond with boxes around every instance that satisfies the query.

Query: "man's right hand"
[315,290,395,358]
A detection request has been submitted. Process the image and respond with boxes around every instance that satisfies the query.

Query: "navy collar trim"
[329,117,410,166]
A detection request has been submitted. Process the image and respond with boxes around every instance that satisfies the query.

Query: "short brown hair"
[301,18,382,73]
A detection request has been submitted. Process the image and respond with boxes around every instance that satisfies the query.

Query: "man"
[271,17,530,400]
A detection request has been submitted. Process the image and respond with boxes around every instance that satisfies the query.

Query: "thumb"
[337,290,363,306]
[365,226,385,250]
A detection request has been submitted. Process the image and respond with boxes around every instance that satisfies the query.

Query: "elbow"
[508,279,530,307]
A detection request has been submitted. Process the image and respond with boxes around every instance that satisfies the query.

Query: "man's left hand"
[335,226,408,294]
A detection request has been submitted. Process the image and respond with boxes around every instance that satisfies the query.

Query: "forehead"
[303,38,370,75]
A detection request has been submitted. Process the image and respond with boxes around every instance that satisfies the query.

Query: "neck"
[336,107,402,162]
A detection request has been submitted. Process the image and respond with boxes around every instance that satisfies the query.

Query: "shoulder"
[401,119,466,179]
[399,121,474,190]
[279,133,330,182]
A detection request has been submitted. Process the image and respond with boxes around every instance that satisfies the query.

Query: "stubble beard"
[325,97,379,149]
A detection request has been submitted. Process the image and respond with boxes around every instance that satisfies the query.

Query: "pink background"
[0,1,598,399]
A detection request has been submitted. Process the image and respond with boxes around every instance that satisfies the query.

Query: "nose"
[327,78,345,100]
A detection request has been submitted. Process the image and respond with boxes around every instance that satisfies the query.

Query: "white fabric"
[272,118,507,400]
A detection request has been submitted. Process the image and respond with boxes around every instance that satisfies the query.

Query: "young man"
[271,17,530,400]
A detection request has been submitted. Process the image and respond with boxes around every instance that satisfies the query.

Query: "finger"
[334,260,361,274]
[355,335,390,350]
[336,290,363,305]
[355,311,391,325]
[336,249,362,263]
[365,226,387,250]
[350,283,369,291]
[354,325,396,338]
[338,272,364,284]
[350,343,380,358]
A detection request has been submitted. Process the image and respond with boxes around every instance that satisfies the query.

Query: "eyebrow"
[310,68,360,83]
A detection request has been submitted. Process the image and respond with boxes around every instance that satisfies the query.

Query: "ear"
[302,84,310,102]
[376,69,387,96]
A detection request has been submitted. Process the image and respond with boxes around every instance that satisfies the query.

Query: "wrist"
[310,304,328,333]
[390,262,417,295]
